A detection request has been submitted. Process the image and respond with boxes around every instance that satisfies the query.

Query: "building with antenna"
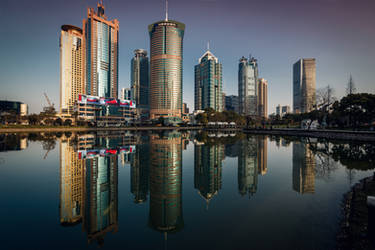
[148,0,185,122]
[238,56,258,116]
[194,44,223,111]
[131,49,149,114]
[83,1,119,99]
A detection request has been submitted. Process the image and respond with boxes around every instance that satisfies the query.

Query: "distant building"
[222,92,226,112]
[83,2,119,98]
[120,88,132,100]
[194,49,223,111]
[239,56,258,116]
[0,100,28,116]
[183,103,189,114]
[293,58,316,113]
[131,49,149,110]
[282,105,290,116]
[60,25,84,114]
[276,104,281,116]
[225,95,239,113]
[257,78,268,118]
[149,17,185,120]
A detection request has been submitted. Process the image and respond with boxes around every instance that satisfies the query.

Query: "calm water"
[0,131,374,250]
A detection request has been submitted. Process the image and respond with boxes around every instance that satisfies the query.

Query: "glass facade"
[293,58,316,113]
[238,56,258,116]
[84,3,119,99]
[131,49,149,109]
[194,50,223,111]
[148,20,185,120]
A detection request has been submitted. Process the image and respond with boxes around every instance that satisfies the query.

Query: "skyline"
[1,0,375,114]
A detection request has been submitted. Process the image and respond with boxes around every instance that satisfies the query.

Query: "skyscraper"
[257,78,268,118]
[131,49,149,110]
[60,25,84,114]
[293,58,316,113]
[83,1,119,98]
[238,56,258,116]
[148,8,185,120]
[194,48,223,111]
[225,95,239,113]
[120,87,132,100]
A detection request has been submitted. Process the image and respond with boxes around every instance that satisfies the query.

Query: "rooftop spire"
[207,41,210,51]
[165,0,169,21]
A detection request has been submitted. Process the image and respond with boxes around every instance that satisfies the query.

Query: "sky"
[0,0,374,114]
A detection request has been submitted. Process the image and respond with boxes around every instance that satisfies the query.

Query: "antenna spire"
[165,0,169,21]
[207,41,210,51]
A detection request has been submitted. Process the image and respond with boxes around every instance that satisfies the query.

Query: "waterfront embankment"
[244,128,375,142]
[0,126,204,133]
[337,175,375,250]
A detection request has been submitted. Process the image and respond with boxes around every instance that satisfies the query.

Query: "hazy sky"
[1,0,374,114]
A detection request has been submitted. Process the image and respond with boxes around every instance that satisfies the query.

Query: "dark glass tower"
[131,49,149,110]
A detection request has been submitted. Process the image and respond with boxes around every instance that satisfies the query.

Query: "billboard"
[78,94,136,108]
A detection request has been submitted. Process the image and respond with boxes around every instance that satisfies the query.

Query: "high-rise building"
[293,58,316,113]
[257,78,268,118]
[276,104,281,116]
[120,88,132,100]
[83,2,119,98]
[60,25,84,114]
[131,49,149,110]
[225,95,239,113]
[194,49,223,111]
[238,56,258,116]
[148,11,185,120]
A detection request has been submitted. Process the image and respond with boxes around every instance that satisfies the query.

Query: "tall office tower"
[292,141,315,194]
[238,56,258,116]
[131,49,149,109]
[257,78,268,118]
[182,103,189,114]
[238,137,258,197]
[60,25,84,114]
[293,58,316,113]
[59,138,85,225]
[83,1,119,98]
[148,9,185,120]
[276,104,281,116]
[194,49,223,111]
[120,87,132,100]
[149,131,183,234]
[130,141,150,204]
[282,105,290,115]
[194,144,223,208]
[257,136,268,175]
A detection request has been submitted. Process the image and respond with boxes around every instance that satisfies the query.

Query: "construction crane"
[43,92,56,114]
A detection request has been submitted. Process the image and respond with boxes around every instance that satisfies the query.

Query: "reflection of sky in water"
[0,133,373,250]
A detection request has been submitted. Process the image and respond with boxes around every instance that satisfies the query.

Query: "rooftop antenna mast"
[165,0,169,21]
[207,41,210,51]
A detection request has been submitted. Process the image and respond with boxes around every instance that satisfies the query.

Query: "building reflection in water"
[130,134,150,204]
[257,136,268,176]
[292,140,316,194]
[148,131,184,237]
[59,133,137,246]
[194,142,224,209]
[60,138,84,226]
[238,137,259,197]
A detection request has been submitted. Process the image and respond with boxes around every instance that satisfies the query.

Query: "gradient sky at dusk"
[1,0,374,114]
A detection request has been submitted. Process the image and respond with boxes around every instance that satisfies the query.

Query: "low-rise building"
[77,94,136,127]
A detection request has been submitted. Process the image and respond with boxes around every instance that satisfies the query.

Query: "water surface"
[0,131,374,250]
